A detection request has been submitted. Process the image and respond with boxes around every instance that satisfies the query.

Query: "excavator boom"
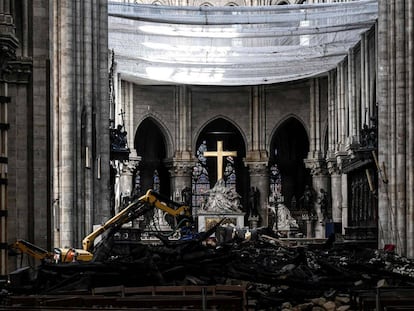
[11,189,192,264]
[82,189,191,252]
[11,240,54,261]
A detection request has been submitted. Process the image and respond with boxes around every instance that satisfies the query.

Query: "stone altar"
[197,179,244,232]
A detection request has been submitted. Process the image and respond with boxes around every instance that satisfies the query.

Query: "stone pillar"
[341,173,348,234]
[167,160,194,202]
[305,159,329,238]
[0,0,19,276]
[330,171,342,224]
[245,161,269,227]
[0,95,9,277]
[245,85,268,226]
[306,77,330,238]
[313,177,329,238]
[52,0,109,248]
[347,48,359,147]
[377,0,414,257]
[327,160,343,235]
[118,155,140,212]
[168,84,194,202]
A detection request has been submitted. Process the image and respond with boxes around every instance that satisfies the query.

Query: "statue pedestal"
[198,212,245,232]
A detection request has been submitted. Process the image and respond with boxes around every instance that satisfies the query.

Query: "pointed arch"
[134,117,171,196]
[135,114,174,158]
[269,116,311,214]
[193,115,247,153]
[268,114,309,152]
[193,117,249,212]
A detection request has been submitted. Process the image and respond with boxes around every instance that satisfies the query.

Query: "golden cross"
[203,141,237,181]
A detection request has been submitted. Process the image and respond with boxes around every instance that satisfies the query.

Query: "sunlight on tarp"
[109,0,378,86]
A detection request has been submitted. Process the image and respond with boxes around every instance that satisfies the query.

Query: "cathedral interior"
[1,0,414,309]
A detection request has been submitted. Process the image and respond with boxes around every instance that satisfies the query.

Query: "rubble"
[2,228,414,310]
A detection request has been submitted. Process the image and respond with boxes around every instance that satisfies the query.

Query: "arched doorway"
[193,118,248,212]
[270,117,311,212]
[134,118,170,197]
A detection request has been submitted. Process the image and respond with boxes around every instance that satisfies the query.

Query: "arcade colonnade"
[113,22,377,240]
[2,0,414,278]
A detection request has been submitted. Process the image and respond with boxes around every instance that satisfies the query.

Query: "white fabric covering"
[108,0,377,86]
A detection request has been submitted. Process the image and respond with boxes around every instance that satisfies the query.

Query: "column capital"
[165,158,196,177]
[245,150,268,163]
[3,58,32,83]
[245,161,269,176]
[304,158,328,176]
[326,157,342,176]
[121,156,141,174]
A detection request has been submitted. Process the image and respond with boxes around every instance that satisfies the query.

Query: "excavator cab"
[53,248,93,263]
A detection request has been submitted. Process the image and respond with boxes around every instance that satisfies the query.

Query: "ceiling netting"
[108,0,377,86]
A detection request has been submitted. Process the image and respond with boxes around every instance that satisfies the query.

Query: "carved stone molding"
[3,58,32,83]
[326,148,355,175]
[245,161,268,176]
[121,156,141,174]
[304,158,328,176]
[166,159,196,177]
[326,157,341,176]
[0,13,19,78]
[245,150,269,163]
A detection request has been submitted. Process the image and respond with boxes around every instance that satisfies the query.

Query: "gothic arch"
[135,114,174,158]
[134,117,171,196]
[193,117,249,207]
[193,115,247,153]
[268,114,309,152]
[269,116,311,211]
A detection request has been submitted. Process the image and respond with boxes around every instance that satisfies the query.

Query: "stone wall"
[127,82,311,156]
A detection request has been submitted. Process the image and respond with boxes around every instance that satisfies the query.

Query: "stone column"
[305,159,329,238]
[329,170,342,224]
[347,48,359,147]
[327,161,343,234]
[406,0,414,258]
[175,85,192,161]
[0,95,9,277]
[54,0,76,249]
[52,0,109,248]
[377,0,414,257]
[0,0,18,276]
[245,161,269,227]
[245,85,268,226]
[341,173,348,233]
[377,0,391,251]
[306,78,330,237]
[118,155,140,212]
[167,160,194,202]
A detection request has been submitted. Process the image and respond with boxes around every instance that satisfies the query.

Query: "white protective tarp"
[108,0,378,86]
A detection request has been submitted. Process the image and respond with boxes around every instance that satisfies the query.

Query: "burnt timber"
[2,231,414,310]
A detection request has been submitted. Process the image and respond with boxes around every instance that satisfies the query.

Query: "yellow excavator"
[11,189,192,264]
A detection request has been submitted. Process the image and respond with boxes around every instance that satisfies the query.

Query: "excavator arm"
[82,189,192,252]
[11,240,54,261]
[10,190,191,264]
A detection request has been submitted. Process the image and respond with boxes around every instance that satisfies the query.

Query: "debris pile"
[4,229,414,310]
